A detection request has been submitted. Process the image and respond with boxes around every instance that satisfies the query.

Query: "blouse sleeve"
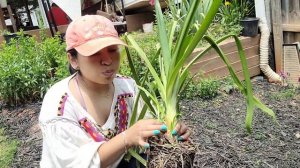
[40,118,105,168]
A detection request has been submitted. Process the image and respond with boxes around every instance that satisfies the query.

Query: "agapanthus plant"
[124,0,277,166]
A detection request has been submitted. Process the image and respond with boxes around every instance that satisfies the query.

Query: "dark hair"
[67,49,78,75]
[52,3,58,7]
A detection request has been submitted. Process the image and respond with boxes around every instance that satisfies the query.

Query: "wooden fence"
[272,0,300,72]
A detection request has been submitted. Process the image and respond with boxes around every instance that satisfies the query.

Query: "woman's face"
[75,45,120,84]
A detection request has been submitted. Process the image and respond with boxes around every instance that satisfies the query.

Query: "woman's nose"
[100,54,112,65]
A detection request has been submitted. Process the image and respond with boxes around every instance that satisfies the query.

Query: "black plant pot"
[240,17,259,37]
[3,34,31,44]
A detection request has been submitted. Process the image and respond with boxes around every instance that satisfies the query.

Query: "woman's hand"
[125,119,167,148]
[171,122,192,141]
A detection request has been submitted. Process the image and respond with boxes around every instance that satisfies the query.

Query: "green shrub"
[220,76,239,94]
[0,128,19,168]
[198,78,221,99]
[182,77,221,99]
[0,32,67,106]
[120,30,159,78]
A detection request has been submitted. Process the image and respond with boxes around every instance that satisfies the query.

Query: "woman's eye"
[108,48,118,52]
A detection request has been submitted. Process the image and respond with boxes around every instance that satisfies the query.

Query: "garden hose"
[258,17,282,83]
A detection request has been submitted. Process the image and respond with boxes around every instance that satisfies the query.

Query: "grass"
[0,128,18,168]
[269,87,297,101]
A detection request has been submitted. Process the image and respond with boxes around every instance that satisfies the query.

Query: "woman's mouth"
[102,70,115,77]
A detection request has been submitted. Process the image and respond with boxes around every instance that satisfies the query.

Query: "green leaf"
[203,35,276,133]
[128,149,147,166]
[125,34,166,101]
[155,0,172,76]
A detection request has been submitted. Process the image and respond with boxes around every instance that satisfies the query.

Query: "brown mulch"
[0,77,299,168]
[181,78,300,168]
[0,103,42,168]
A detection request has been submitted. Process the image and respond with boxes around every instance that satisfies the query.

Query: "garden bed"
[0,78,299,167]
[189,35,261,81]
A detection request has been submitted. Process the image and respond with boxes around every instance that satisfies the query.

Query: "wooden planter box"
[188,35,261,81]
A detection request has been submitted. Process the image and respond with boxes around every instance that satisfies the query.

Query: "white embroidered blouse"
[39,74,140,168]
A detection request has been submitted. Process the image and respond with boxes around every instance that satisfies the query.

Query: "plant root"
[147,135,197,168]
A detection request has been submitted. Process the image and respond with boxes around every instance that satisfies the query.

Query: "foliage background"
[0,32,68,106]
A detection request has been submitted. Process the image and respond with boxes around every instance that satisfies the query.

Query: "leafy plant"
[198,78,221,99]
[220,76,239,94]
[126,0,276,135]
[217,0,254,29]
[182,77,220,99]
[0,31,67,106]
[122,0,277,165]
[166,0,212,28]
[165,0,242,48]
[120,30,159,78]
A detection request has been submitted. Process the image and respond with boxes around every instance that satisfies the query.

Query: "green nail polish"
[171,130,177,136]
[177,136,184,141]
[153,130,160,135]
[144,143,150,148]
[160,125,167,132]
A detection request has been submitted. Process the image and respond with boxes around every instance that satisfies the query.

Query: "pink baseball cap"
[65,15,127,56]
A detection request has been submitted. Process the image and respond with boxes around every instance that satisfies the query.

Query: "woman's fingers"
[127,119,168,147]
[138,139,150,149]
[145,124,167,132]
[171,123,180,136]
[172,122,191,141]
[142,130,162,137]
[177,129,192,141]
[178,122,188,135]
[172,122,187,136]
[142,119,163,125]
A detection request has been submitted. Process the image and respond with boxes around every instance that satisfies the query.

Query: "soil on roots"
[147,136,197,168]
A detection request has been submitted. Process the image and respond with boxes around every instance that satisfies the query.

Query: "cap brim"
[75,37,127,56]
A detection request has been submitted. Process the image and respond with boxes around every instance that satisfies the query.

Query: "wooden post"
[7,5,17,32]
[23,0,33,26]
[271,0,283,73]
[0,6,7,31]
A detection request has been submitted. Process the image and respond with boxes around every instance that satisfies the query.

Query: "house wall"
[125,12,155,32]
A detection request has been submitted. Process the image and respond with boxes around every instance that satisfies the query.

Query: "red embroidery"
[57,93,68,116]
[79,118,106,142]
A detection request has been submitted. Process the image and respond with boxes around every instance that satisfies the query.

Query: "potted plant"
[124,0,276,167]
[240,17,259,37]
[238,0,258,37]
[221,0,258,37]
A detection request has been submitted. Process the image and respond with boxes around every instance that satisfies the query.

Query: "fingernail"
[171,130,177,136]
[177,136,184,141]
[160,125,167,132]
[153,130,160,136]
[144,143,150,148]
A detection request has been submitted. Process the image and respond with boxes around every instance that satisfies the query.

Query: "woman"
[39,15,191,168]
